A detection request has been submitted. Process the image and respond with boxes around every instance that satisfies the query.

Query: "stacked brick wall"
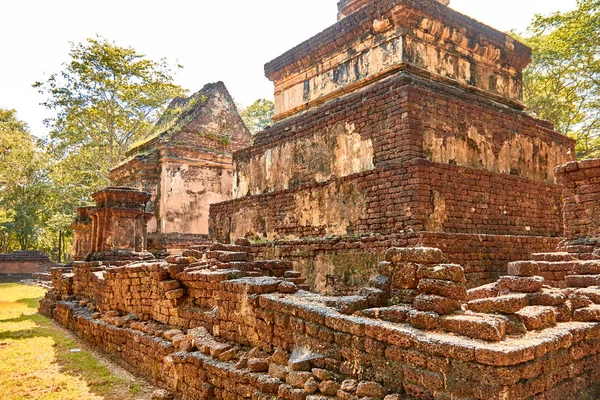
[409,78,572,183]
[556,159,600,242]
[213,161,563,243]
[525,253,579,289]
[52,304,174,385]
[240,73,570,188]
[243,74,417,171]
[41,245,600,400]
[213,72,569,291]
[218,73,568,243]
[212,165,419,242]
[410,160,563,236]
[71,263,106,303]
[49,297,600,400]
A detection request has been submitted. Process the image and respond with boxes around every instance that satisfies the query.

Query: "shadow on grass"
[0,313,51,340]
[1,312,138,398]
[0,312,46,324]
[17,297,43,309]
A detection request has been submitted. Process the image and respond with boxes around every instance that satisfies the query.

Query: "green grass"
[0,283,148,400]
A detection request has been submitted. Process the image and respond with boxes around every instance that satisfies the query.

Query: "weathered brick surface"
[266,0,533,118]
[236,72,571,188]
[556,159,600,242]
[72,207,93,261]
[40,245,600,400]
[211,72,568,292]
[107,82,251,255]
[232,233,560,293]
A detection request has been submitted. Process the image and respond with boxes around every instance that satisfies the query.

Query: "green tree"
[32,37,186,259]
[34,37,186,192]
[0,109,50,251]
[239,99,274,134]
[518,0,600,158]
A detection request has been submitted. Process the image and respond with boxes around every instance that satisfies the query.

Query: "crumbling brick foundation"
[39,158,600,399]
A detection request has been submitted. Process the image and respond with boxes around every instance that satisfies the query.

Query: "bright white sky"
[0,0,576,137]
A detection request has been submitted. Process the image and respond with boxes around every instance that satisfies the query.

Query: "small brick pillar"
[72,207,93,261]
[555,159,600,245]
[87,187,153,261]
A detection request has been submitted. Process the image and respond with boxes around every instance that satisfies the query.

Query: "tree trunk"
[58,230,63,264]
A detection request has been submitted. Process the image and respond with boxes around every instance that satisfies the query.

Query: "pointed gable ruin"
[109,81,251,255]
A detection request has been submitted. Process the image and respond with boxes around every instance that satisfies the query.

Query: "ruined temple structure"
[40,0,600,399]
[210,0,575,293]
[71,186,154,263]
[109,82,251,255]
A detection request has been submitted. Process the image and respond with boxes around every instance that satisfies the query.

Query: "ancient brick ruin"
[109,82,251,255]
[210,0,573,293]
[70,186,155,262]
[40,0,600,399]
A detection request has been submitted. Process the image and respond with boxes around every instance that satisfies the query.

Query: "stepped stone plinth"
[210,0,573,292]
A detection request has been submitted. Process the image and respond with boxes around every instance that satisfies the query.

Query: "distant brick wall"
[0,251,56,275]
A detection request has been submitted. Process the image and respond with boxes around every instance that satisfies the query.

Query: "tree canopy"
[518,0,600,158]
[34,37,186,190]
[239,99,274,134]
[0,109,50,252]
[17,37,187,260]
[0,37,187,259]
